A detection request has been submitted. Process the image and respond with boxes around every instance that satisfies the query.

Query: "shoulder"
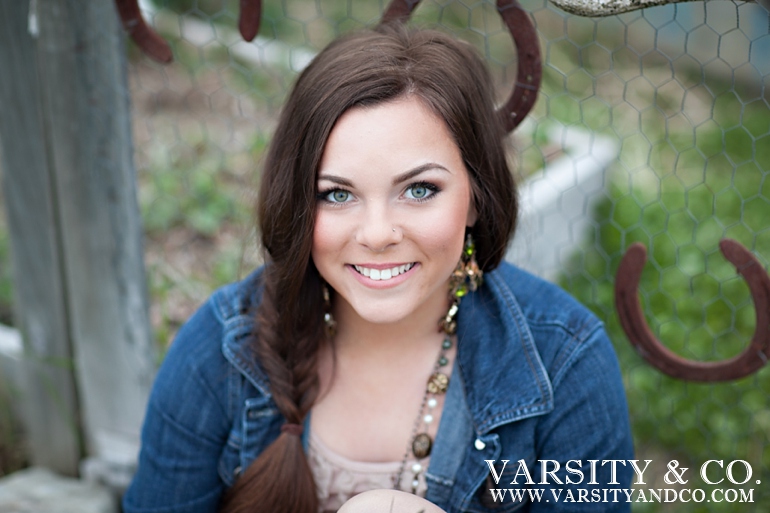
[470,261,617,392]
[449,263,633,506]
[489,261,607,367]
[456,262,617,429]
[486,266,635,491]
[489,261,602,338]
[125,269,268,511]
[150,268,266,424]
[158,269,262,377]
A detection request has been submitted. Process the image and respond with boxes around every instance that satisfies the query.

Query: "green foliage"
[139,137,249,237]
[137,129,265,354]
[560,93,770,512]
[0,382,26,476]
[0,229,13,326]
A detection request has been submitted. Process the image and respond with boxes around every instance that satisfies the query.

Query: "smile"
[353,263,415,281]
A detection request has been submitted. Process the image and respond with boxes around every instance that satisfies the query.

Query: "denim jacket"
[123,262,634,513]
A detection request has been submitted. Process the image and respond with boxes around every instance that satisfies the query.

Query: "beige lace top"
[307,431,430,513]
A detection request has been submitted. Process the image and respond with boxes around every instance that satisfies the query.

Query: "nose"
[355,204,402,252]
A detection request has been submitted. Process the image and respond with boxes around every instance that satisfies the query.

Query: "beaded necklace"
[391,234,481,493]
[391,301,459,493]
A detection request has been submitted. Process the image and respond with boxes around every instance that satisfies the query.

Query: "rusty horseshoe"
[238,0,263,42]
[381,0,542,132]
[115,0,173,63]
[116,0,262,63]
[615,239,770,382]
[119,0,542,118]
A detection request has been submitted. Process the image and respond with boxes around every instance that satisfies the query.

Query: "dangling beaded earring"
[322,284,336,338]
[462,233,483,291]
[442,233,483,334]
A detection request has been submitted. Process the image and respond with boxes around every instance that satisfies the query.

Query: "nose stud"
[358,225,400,252]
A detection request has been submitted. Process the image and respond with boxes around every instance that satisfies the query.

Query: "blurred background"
[0,0,768,511]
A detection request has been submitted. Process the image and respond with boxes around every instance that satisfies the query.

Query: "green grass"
[139,135,250,237]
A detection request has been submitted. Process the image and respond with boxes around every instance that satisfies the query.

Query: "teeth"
[354,263,414,281]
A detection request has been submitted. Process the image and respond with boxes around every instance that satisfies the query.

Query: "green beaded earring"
[442,234,483,334]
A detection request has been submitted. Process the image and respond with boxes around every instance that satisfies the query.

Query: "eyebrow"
[317,163,450,187]
[392,163,450,185]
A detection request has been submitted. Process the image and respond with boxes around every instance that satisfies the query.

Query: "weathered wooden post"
[0,0,156,488]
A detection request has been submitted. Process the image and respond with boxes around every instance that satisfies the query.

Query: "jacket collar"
[219,270,273,397]
[220,264,555,430]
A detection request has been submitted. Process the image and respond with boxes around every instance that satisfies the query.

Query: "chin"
[350,303,418,326]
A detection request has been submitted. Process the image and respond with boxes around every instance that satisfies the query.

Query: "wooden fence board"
[0,0,156,481]
[0,0,83,475]
[34,0,157,478]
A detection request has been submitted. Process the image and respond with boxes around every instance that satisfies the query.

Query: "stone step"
[0,468,116,513]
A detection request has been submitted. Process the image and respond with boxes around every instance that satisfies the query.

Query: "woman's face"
[312,96,477,326]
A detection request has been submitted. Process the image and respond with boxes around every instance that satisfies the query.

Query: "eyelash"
[317,181,442,205]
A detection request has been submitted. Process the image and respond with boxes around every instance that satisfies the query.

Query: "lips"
[353,263,415,281]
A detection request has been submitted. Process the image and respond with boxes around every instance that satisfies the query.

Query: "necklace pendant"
[427,372,449,394]
[412,432,433,459]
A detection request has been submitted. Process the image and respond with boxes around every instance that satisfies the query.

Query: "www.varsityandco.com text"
[485,459,760,504]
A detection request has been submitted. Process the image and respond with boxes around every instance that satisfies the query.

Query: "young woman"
[123,24,634,513]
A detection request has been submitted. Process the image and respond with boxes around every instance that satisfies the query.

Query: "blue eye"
[321,189,352,203]
[405,182,439,201]
[409,185,428,198]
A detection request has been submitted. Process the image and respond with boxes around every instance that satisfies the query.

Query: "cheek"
[412,207,469,258]
[311,212,337,269]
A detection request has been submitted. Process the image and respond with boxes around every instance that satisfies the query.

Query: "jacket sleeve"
[529,324,635,512]
[122,298,234,513]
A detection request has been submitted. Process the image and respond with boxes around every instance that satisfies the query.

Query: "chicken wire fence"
[136,0,768,510]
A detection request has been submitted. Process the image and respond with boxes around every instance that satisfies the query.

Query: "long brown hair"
[220,23,518,513]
